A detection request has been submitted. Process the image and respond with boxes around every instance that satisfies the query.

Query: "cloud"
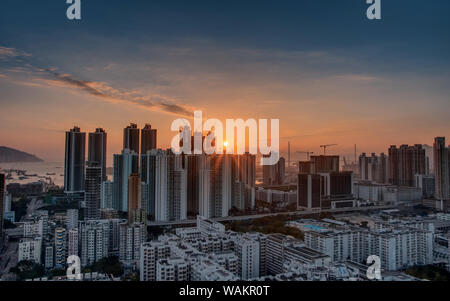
[0,45,193,117]
[0,46,31,60]
[41,69,193,117]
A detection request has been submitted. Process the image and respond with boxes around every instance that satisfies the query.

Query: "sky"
[0,0,449,163]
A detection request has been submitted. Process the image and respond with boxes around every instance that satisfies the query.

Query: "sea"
[0,161,64,187]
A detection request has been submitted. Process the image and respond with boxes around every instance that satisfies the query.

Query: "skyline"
[1,0,450,161]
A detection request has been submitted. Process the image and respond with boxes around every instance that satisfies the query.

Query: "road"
[147,204,401,226]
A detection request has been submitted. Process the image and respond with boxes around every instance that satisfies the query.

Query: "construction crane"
[296,151,314,161]
[319,144,337,155]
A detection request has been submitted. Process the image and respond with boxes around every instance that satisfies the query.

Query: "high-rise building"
[79,220,109,267]
[44,244,54,269]
[119,221,147,264]
[85,162,102,220]
[101,181,113,209]
[18,236,42,264]
[297,174,322,209]
[144,149,187,222]
[113,149,139,212]
[0,173,4,237]
[141,124,157,155]
[263,156,285,185]
[141,152,156,218]
[88,128,107,181]
[310,155,339,173]
[54,227,67,269]
[388,144,426,187]
[64,127,86,193]
[128,173,142,224]
[68,228,79,257]
[359,153,388,184]
[123,123,140,154]
[434,137,449,200]
[66,209,79,230]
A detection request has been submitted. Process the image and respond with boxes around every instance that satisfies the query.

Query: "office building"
[88,128,107,181]
[64,127,86,193]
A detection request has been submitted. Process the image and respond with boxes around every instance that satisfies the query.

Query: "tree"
[10,260,45,281]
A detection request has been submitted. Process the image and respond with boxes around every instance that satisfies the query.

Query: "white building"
[18,236,42,264]
[79,220,109,267]
[232,237,260,280]
[119,222,147,264]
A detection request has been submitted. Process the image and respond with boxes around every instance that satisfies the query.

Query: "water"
[0,161,64,187]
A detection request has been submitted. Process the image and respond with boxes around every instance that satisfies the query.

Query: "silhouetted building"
[88,128,107,181]
[263,156,285,185]
[310,155,339,173]
[141,124,157,155]
[297,174,321,209]
[434,137,449,200]
[85,162,102,220]
[0,173,4,237]
[123,123,140,154]
[388,144,426,187]
[64,127,86,193]
[359,152,388,184]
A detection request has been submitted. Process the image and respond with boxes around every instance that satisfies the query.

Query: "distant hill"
[0,146,43,163]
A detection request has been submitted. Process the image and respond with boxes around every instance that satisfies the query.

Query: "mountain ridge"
[0,146,43,163]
